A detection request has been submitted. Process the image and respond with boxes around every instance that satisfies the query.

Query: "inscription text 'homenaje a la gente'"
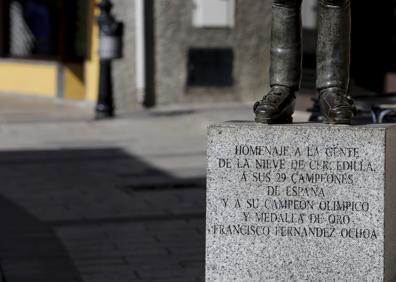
[209,144,378,240]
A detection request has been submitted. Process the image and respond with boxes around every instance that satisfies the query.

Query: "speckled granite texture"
[206,122,396,282]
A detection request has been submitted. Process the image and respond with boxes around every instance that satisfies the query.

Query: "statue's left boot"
[317,0,355,124]
[318,87,355,124]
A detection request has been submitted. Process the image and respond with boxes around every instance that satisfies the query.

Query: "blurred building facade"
[0,0,98,102]
[151,0,271,105]
[0,0,273,112]
[0,0,396,113]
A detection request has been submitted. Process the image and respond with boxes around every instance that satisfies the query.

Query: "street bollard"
[95,0,123,119]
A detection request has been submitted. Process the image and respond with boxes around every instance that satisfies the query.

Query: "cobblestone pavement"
[0,94,310,282]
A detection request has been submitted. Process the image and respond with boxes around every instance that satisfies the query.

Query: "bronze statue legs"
[254,0,302,124]
[254,0,355,124]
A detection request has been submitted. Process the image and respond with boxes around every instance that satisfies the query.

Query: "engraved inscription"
[210,145,378,240]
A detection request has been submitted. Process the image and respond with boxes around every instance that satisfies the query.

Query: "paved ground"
[0,93,311,282]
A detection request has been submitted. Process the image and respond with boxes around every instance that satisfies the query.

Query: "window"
[187,48,234,88]
[192,0,235,28]
[0,0,88,61]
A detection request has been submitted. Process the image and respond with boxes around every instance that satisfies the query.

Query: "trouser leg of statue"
[254,0,355,124]
[317,0,355,124]
[254,0,302,124]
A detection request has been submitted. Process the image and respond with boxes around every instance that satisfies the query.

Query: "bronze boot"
[317,0,355,124]
[254,0,302,124]
[254,86,295,123]
[319,87,355,124]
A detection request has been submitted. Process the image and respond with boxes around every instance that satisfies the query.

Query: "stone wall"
[110,0,272,110]
[154,0,272,104]
[112,0,139,113]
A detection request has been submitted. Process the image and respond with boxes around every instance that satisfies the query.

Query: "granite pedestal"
[206,122,396,281]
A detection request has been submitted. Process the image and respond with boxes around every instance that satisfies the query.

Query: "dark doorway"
[0,0,88,61]
[351,1,396,93]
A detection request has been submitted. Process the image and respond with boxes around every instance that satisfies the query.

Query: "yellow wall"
[64,64,85,100]
[0,62,57,97]
[0,0,100,101]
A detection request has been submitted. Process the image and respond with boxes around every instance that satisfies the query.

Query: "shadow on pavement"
[0,148,205,282]
[0,195,83,282]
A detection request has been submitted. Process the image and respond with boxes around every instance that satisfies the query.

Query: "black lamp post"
[95,0,123,119]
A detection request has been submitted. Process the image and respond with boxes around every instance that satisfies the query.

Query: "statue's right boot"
[254,0,302,124]
[316,0,355,124]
